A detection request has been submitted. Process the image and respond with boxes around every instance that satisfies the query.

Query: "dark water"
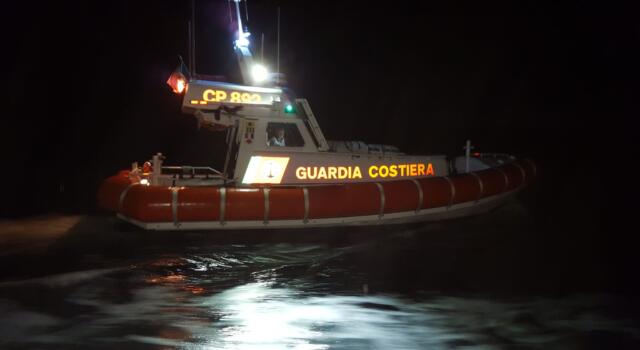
[0,202,638,349]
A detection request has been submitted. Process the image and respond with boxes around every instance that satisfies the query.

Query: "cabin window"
[266,122,305,147]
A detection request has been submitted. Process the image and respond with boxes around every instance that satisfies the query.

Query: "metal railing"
[474,153,516,160]
[161,166,225,180]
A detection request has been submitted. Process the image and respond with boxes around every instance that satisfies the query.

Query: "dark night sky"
[2,0,638,236]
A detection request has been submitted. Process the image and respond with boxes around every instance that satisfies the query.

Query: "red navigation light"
[176,78,185,93]
[166,71,187,94]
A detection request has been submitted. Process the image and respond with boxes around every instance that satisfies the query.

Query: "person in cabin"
[268,127,286,147]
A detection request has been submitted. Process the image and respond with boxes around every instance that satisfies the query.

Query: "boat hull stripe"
[375,182,385,218]
[220,187,226,225]
[303,187,309,223]
[443,176,455,208]
[494,167,509,192]
[468,172,484,203]
[411,179,423,213]
[512,162,526,185]
[263,188,270,224]
[118,182,139,212]
[171,187,180,227]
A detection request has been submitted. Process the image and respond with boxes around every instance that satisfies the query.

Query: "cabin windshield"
[266,122,305,147]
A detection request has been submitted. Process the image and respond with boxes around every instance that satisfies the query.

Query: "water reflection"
[0,225,638,349]
[206,283,330,349]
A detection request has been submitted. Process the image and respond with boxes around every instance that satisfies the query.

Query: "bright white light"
[235,32,251,48]
[140,178,149,186]
[251,64,269,83]
[176,79,185,93]
[242,156,290,184]
[235,37,249,48]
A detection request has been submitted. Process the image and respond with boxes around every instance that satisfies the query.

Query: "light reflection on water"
[0,258,637,349]
[0,235,638,349]
[208,283,331,349]
[196,282,464,350]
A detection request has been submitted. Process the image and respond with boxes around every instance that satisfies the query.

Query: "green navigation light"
[284,104,295,113]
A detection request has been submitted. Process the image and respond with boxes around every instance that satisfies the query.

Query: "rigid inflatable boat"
[98,1,536,230]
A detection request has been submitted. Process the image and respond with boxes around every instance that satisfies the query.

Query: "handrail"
[474,153,516,160]
[161,166,226,179]
[162,166,223,174]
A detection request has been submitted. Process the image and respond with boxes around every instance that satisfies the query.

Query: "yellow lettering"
[338,167,348,179]
[426,163,435,176]
[308,167,318,180]
[296,166,366,181]
[203,90,264,104]
[369,165,378,178]
[296,167,306,179]
[203,89,216,101]
[389,165,398,177]
[203,89,228,102]
[398,164,407,176]
[230,92,241,103]
[417,164,425,176]
[353,167,362,179]
[410,164,417,176]
[379,165,389,177]
[328,167,337,179]
[318,167,327,179]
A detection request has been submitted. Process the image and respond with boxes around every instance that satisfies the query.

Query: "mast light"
[235,31,251,49]
[251,64,269,83]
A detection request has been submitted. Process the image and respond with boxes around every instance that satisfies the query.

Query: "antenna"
[277,6,280,75]
[261,32,265,63]
[191,0,196,75]
[235,0,243,38]
[188,21,192,72]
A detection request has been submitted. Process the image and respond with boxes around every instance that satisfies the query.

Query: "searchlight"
[251,64,269,84]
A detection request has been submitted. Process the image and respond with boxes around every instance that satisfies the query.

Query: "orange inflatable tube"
[98,159,536,224]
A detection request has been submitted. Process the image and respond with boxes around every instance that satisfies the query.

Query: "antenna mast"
[232,0,274,86]
[277,6,280,75]
[190,0,196,75]
[261,32,265,63]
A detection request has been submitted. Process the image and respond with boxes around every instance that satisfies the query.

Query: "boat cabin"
[158,78,448,187]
